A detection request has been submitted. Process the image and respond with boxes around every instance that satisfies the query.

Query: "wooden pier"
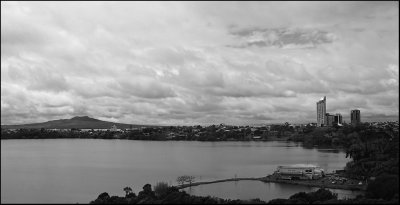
[175,177,262,189]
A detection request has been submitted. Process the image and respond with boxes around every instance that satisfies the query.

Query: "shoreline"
[174,176,367,191]
[259,176,367,191]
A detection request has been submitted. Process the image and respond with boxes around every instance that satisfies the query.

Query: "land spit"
[175,175,367,191]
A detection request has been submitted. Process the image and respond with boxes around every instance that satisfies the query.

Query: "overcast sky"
[1,1,399,125]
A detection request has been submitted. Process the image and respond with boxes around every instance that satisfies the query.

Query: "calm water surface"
[184,180,364,201]
[1,139,358,203]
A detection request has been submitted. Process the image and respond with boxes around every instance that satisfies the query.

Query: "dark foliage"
[91,185,398,204]
[288,188,337,204]
[366,174,399,200]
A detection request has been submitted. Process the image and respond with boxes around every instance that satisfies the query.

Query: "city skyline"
[0,96,375,127]
[1,2,399,126]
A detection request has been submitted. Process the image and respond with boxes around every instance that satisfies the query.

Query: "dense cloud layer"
[1,2,399,125]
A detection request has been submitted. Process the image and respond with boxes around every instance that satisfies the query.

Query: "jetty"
[176,177,262,189]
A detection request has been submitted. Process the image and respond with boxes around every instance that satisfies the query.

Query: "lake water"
[183,180,364,201]
[1,139,361,203]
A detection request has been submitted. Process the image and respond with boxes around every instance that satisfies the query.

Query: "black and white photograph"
[1,1,399,204]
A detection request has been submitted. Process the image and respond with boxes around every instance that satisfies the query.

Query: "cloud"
[1,2,398,125]
[229,28,336,48]
[117,78,177,99]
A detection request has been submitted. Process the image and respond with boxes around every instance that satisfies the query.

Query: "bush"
[289,191,310,201]
[267,198,295,204]
[287,189,337,204]
[90,192,110,204]
[310,188,338,202]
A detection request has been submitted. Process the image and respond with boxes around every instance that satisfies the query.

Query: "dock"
[175,177,262,189]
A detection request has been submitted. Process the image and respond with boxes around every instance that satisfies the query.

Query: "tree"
[138,184,155,200]
[176,175,196,186]
[91,192,110,204]
[123,186,132,197]
[185,175,195,186]
[176,176,186,186]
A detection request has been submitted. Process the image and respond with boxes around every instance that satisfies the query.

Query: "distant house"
[126,127,139,131]
[252,136,262,140]
[6,129,17,133]
[110,125,118,132]
[267,130,279,137]
[167,132,176,139]
[93,128,108,132]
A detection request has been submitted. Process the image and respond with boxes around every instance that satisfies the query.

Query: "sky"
[1,1,399,126]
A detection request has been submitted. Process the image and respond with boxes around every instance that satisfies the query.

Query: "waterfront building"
[276,164,325,180]
[316,96,326,127]
[351,109,361,125]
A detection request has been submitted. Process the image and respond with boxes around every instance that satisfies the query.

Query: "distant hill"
[1,116,158,129]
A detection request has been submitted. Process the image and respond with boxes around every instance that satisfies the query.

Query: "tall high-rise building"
[316,96,326,127]
[351,109,361,125]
